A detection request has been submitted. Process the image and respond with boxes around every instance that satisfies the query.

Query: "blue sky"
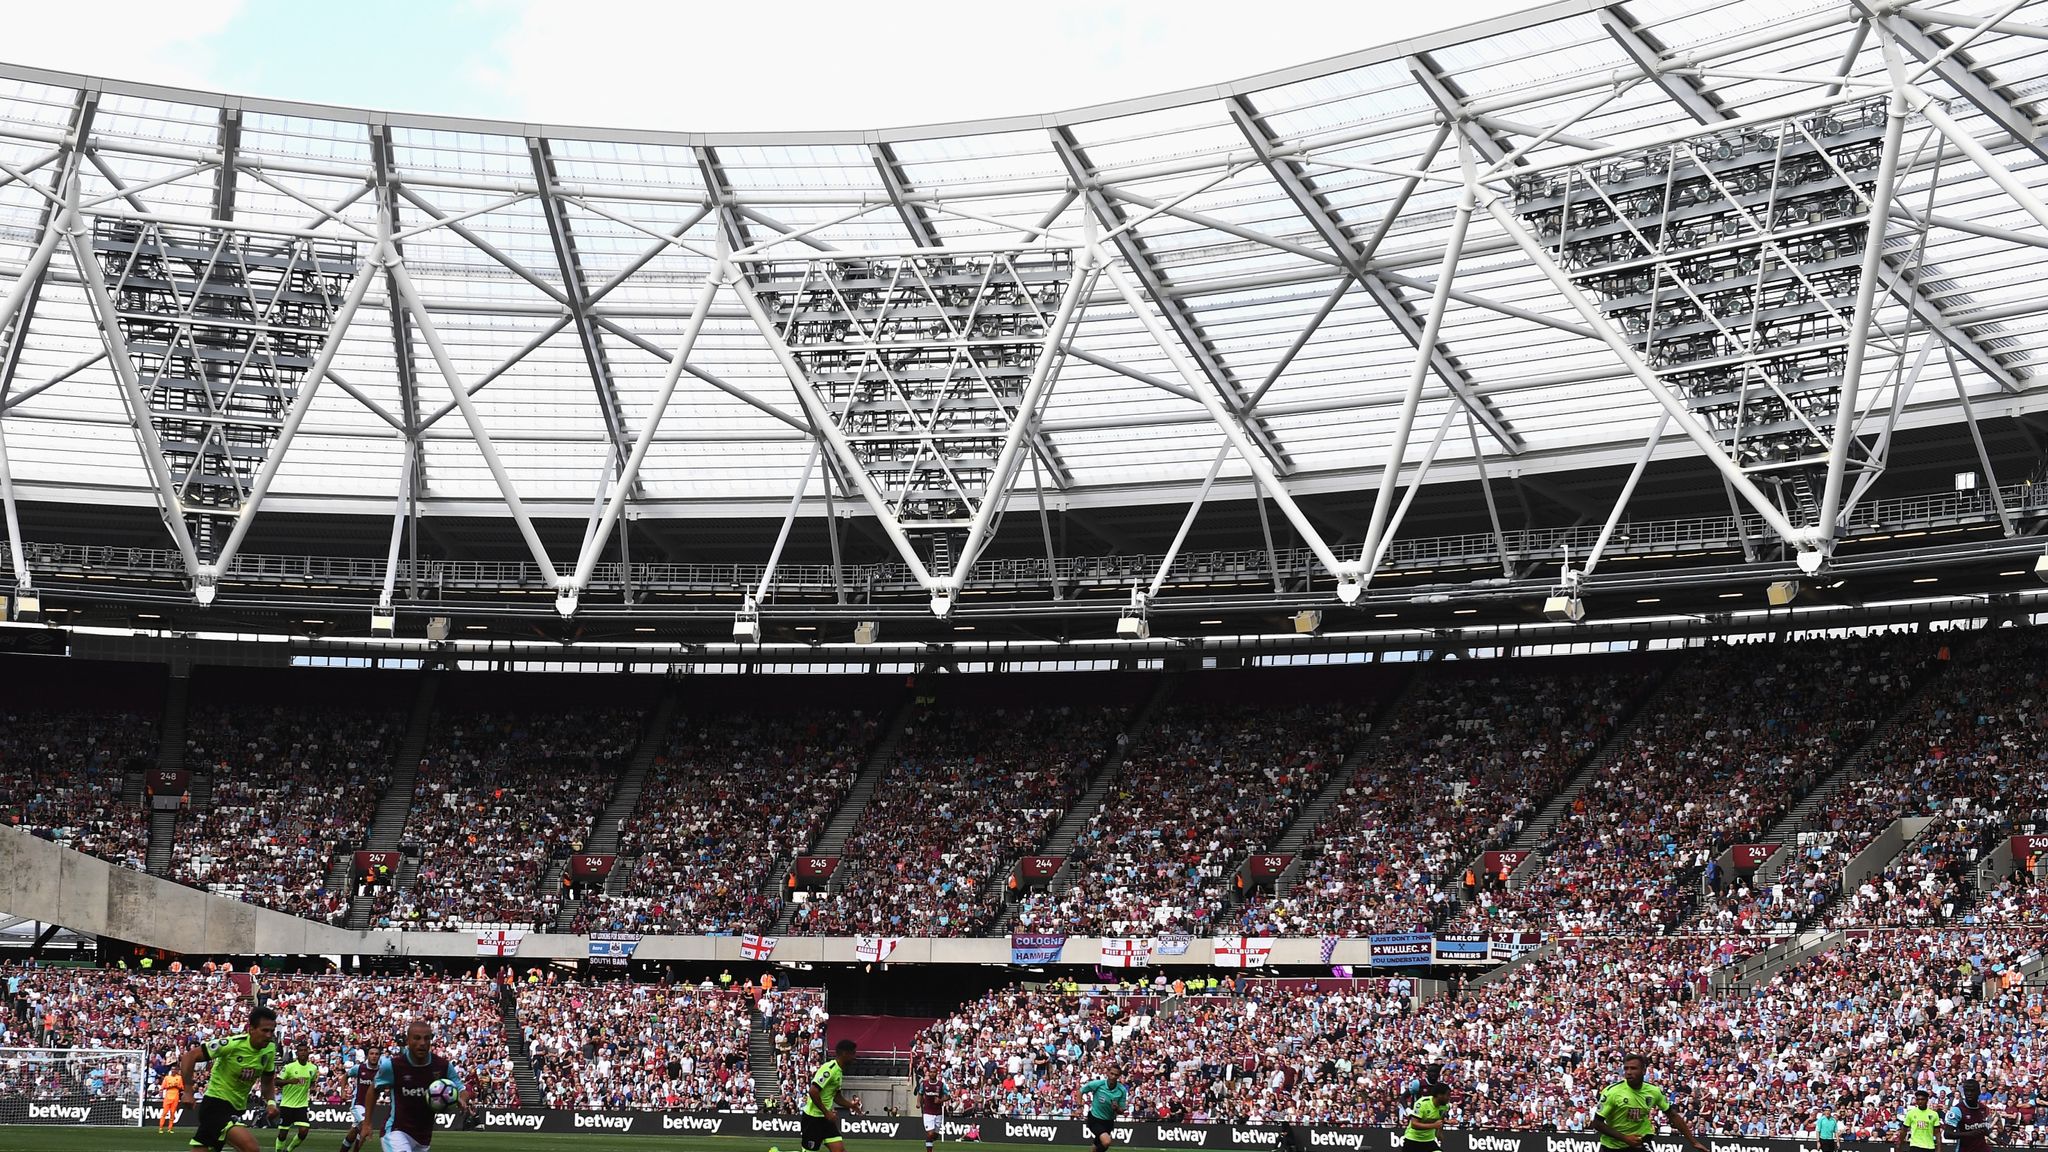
[4,0,1537,131]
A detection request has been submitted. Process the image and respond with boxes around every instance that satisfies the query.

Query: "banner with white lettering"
[1489,931,1543,961]
[1212,935,1275,968]
[1011,933,1067,965]
[1099,937,1152,968]
[475,930,525,957]
[854,935,901,963]
[1432,933,1491,965]
[0,1102,2009,1151]
[1367,932,1433,968]
[588,932,640,967]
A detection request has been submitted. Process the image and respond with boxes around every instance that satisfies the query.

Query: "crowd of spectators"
[791,703,1123,936]
[0,964,517,1106]
[761,985,829,1110]
[376,709,643,932]
[1237,664,1636,937]
[260,972,516,1105]
[575,709,880,937]
[1824,812,1995,929]
[1461,636,1933,935]
[1009,702,1362,936]
[1800,629,2048,927]
[914,930,2048,1142]
[0,711,156,871]
[171,705,402,922]
[519,980,753,1110]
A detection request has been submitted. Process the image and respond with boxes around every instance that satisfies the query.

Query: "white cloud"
[466,0,1536,133]
[0,0,244,91]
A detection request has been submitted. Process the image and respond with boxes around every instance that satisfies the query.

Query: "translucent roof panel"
[0,0,2038,543]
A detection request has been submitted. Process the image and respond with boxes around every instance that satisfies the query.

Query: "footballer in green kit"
[176,1007,282,1152]
[274,1047,318,1152]
[1591,1055,1707,1152]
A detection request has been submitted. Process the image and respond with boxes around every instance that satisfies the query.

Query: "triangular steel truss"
[81,216,362,562]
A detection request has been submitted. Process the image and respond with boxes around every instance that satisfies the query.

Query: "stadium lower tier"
[3,930,2044,1142]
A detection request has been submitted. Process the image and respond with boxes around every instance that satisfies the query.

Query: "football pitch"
[0,1132,1152,1152]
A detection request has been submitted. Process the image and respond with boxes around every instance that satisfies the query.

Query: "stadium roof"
[0,0,2046,632]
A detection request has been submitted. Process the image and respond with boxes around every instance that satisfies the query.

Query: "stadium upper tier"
[1,0,2047,632]
[10,628,2048,943]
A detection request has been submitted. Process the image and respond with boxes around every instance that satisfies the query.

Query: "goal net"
[0,1048,147,1127]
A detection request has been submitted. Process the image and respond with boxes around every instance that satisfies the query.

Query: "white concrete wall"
[0,827,1404,967]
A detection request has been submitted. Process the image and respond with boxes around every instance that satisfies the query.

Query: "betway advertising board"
[16,1103,2003,1152]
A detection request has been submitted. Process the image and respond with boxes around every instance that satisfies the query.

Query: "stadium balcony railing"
[16,480,2043,599]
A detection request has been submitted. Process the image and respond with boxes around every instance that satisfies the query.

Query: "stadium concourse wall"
[0,828,1399,964]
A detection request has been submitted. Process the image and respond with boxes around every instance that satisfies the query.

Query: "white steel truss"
[0,0,2043,620]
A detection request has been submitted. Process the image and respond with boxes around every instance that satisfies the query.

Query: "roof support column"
[564,265,724,606]
[530,137,638,496]
[1090,244,1353,598]
[0,222,66,591]
[1359,141,1476,586]
[1050,127,1297,475]
[1818,34,1910,548]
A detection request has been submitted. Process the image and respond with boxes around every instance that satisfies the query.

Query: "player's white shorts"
[924,1114,944,1134]
[382,1132,429,1152]
[352,1105,367,1124]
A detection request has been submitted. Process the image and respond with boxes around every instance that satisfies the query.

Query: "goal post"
[0,1047,148,1127]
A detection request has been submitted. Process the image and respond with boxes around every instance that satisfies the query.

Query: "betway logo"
[486,1112,544,1130]
[844,1118,901,1136]
[28,1104,90,1122]
[1157,1126,1209,1146]
[1547,1137,1601,1152]
[1005,1122,1061,1142]
[574,1114,635,1131]
[752,1116,803,1135]
[1309,1133,1366,1148]
[1469,1137,1523,1152]
[308,1108,356,1125]
[1709,1141,1770,1152]
[1232,1129,1284,1147]
[663,1115,725,1133]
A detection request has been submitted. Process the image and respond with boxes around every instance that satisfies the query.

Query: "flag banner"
[740,934,778,961]
[1432,933,1491,965]
[1331,964,1355,978]
[1489,931,1543,961]
[588,933,640,967]
[1212,936,1275,968]
[476,930,526,957]
[1099,937,1152,968]
[1367,932,1433,968]
[1154,933,1192,956]
[854,935,901,963]
[1319,936,1340,965]
[1010,933,1066,964]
